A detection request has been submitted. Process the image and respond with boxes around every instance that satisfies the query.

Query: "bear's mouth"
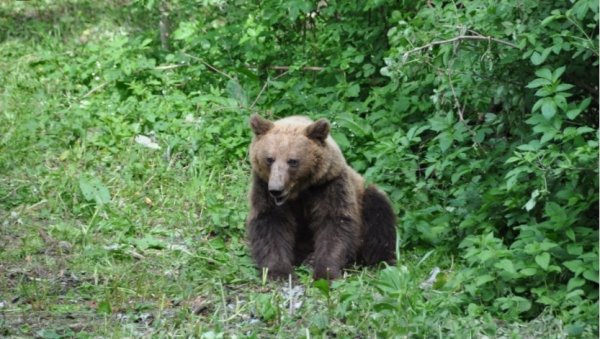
[271,194,288,206]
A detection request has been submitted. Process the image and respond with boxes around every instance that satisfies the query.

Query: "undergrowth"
[0,1,597,337]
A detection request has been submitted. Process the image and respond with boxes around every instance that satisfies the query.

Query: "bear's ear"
[305,118,330,143]
[250,114,274,136]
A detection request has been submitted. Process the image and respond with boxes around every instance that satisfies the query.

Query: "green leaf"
[331,132,350,150]
[535,253,550,270]
[313,279,330,298]
[133,236,166,250]
[567,277,585,291]
[437,132,453,152]
[583,269,599,283]
[526,78,551,88]
[555,83,574,92]
[531,52,545,65]
[79,177,111,205]
[564,260,584,274]
[475,274,495,286]
[345,83,360,97]
[540,129,556,143]
[495,259,517,275]
[566,244,583,256]
[576,126,595,134]
[97,299,112,314]
[553,95,568,111]
[520,268,538,276]
[541,99,556,119]
[552,66,566,81]
[566,108,582,120]
[565,229,576,241]
[545,202,568,226]
[535,68,553,80]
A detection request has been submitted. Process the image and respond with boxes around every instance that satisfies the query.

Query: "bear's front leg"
[311,215,360,280]
[247,175,297,280]
[308,178,361,280]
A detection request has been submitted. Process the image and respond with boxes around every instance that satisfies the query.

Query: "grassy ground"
[0,2,579,338]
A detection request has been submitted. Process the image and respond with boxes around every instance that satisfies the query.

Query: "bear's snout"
[267,163,289,206]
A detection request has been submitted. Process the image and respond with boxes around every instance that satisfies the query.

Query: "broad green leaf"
[495,259,517,275]
[345,83,360,97]
[566,108,582,120]
[520,268,538,276]
[540,130,556,143]
[541,99,556,119]
[535,68,553,80]
[545,202,567,225]
[566,244,583,256]
[552,66,566,81]
[531,52,545,65]
[565,229,576,241]
[535,253,550,270]
[555,83,574,92]
[577,126,595,134]
[553,95,568,110]
[567,277,585,291]
[583,269,599,283]
[79,177,111,205]
[313,279,330,298]
[437,132,453,152]
[526,78,551,88]
[564,260,584,274]
[475,274,495,286]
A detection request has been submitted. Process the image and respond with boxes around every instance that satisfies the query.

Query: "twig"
[183,52,235,81]
[403,35,518,59]
[81,82,107,99]
[270,66,325,71]
[154,64,188,70]
[446,72,465,122]
[445,69,485,151]
[248,70,290,110]
[249,80,269,110]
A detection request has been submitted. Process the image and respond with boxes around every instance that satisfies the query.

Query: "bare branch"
[250,71,290,110]
[446,72,465,122]
[183,53,235,81]
[250,80,269,110]
[81,82,107,99]
[403,35,519,59]
[270,66,325,71]
[154,64,188,70]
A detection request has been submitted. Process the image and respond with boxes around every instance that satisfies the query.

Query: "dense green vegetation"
[0,0,597,337]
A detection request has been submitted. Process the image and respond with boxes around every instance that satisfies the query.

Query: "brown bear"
[247,114,396,280]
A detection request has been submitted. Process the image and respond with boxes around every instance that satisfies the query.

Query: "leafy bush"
[161,0,598,330]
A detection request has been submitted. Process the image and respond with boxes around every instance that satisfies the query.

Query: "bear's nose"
[269,189,284,198]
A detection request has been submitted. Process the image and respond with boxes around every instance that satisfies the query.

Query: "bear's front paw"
[261,266,293,281]
[313,264,341,280]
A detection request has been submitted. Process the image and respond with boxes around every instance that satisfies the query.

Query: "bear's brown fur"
[247,114,396,280]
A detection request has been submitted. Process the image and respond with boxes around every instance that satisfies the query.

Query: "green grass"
[0,2,585,337]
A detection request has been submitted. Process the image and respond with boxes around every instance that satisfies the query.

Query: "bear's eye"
[265,157,275,165]
[287,159,299,168]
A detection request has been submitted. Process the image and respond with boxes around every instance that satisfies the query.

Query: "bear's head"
[249,114,341,206]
